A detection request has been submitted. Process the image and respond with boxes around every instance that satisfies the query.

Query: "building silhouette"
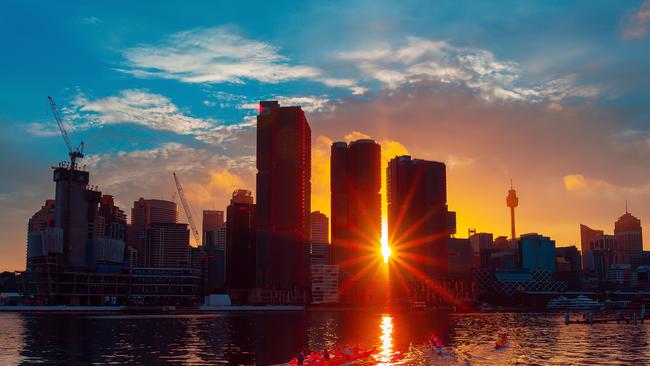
[226,190,256,295]
[310,211,330,265]
[129,198,177,266]
[202,210,224,245]
[615,210,643,265]
[331,139,381,303]
[255,100,312,303]
[147,223,190,267]
[387,156,449,281]
[26,200,59,271]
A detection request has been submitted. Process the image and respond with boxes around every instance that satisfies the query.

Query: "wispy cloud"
[71,89,212,134]
[623,0,650,39]
[80,16,101,25]
[238,95,331,113]
[119,25,361,92]
[339,36,599,102]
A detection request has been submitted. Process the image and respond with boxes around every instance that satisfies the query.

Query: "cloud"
[120,26,359,90]
[71,89,212,134]
[80,16,101,25]
[339,36,599,102]
[85,142,255,222]
[623,0,650,39]
[239,96,331,113]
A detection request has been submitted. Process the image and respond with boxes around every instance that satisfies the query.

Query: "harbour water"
[0,311,648,365]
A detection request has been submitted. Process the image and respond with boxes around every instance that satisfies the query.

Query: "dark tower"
[255,101,311,303]
[387,156,449,284]
[226,190,256,292]
[330,139,381,304]
[506,180,518,241]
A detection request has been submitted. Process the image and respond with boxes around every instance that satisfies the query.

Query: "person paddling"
[297,351,305,365]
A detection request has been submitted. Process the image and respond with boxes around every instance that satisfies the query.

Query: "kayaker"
[297,351,304,365]
[323,349,330,360]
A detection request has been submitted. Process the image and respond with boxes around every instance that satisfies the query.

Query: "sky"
[1,0,650,271]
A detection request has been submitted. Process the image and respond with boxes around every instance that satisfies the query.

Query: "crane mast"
[172,172,201,246]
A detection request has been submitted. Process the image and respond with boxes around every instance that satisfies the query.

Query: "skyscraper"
[310,211,330,265]
[202,210,224,245]
[147,223,190,267]
[130,198,177,266]
[387,156,449,280]
[331,139,381,303]
[52,164,98,268]
[615,210,643,265]
[226,190,256,291]
[580,224,604,270]
[255,100,312,302]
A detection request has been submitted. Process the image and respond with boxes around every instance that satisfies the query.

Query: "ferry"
[546,295,604,311]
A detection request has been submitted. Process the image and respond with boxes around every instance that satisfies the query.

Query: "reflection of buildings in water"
[307,312,339,352]
[377,314,394,365]
[0,314,25,365]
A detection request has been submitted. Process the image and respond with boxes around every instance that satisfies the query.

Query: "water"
[0,311,648,365]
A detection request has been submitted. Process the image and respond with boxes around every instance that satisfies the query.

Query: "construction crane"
[48,96,84,170]
[172,172,201,247]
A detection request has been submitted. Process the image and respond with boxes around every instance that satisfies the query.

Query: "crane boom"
[48,96,73,153]
[172,172,201,246]
[48,96,84,169]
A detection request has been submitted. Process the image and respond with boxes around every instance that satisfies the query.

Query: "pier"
[564,307,647,325]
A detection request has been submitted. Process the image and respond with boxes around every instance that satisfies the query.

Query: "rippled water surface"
[0,311,648,365]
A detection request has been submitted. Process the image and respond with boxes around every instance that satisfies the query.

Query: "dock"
[564,309,647,325]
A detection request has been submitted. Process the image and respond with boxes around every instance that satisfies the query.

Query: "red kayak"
[495,334,509,349]
[288,348,376,365]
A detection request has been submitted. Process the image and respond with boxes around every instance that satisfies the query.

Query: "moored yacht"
[546,295,604,311]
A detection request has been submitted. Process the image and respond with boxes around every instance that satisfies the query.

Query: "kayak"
[287,348,376,366]
[495,338,508,349]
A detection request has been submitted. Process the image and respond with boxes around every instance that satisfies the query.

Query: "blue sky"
[1,1,650,270]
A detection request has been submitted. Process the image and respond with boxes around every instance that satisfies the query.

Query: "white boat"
[480,303,494,312]
[546,295,604,311]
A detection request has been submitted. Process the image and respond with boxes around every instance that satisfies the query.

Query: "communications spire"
[506,179,519,240]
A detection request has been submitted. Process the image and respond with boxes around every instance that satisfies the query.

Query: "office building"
[226,190,256,291]
[130,198,177,266]
[387,156,449,279]
[469,232,493,267]
[204,225,226,292]
[331,139,381,303]
[615,210,643,265]
[255,101,311,303]
[310,211,330,265]
[147,223,190,267]
[311,264,339,305]
[516,233,557,272]
[26,200,62,271]
[202,210,224,245]
[447,238,472,276]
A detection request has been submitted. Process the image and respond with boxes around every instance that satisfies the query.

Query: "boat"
[546,295,604,311]
[287,347,376,366]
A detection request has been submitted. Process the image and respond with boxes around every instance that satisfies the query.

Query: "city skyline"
[3,1,650,271]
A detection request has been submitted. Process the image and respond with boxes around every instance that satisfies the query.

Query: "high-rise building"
[204,224,227,292]
[387,156,449,280]
[516,233,557,272]
[615,210,643,265]
[130,198,177,266]
[310,211,329,244]
[469,232,493,268]
[331,139,381,303]
[226,189,256,291]
[202,210,224,245]
[580,224,604,270]
[255,101,311,302]
[310,211,330,265]
[311,264,339,304]
[26,199,62,271]
[147,223,190,267]
[52,165,100,268]
[447,238,473,276]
